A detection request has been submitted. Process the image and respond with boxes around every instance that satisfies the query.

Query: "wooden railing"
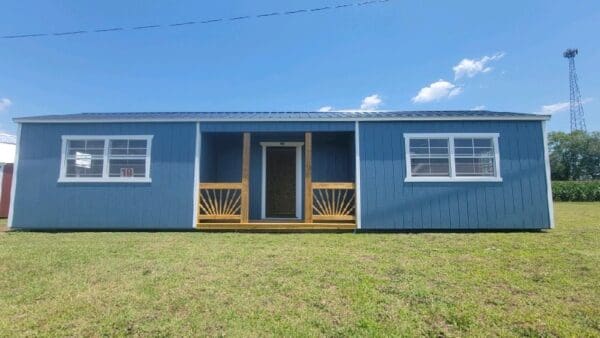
[197,133,250,225]
[312,182,356,222]
[198,183,243,222]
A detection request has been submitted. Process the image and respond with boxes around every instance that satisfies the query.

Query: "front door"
[265,147,296,218]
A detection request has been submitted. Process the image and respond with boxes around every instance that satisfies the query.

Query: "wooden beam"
[198,215,242,220]
[313,215,356,221]
[196,222,355,230]
[312,182,355,189]
[199,182,243,189]
[240,133,251,223]
[304,132,313,223]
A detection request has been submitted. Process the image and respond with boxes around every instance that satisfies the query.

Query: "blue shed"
[8,111,554,231]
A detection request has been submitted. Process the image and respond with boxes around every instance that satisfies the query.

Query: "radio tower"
[563,48,586,132]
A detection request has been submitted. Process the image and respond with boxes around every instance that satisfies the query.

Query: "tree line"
[548,131,600,181]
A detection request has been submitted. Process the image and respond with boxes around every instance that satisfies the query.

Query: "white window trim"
[58,135,153,183]
[404,133,502,183]
[260,141,303,220]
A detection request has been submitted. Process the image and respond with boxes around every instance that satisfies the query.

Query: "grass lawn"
[0,203,599,336]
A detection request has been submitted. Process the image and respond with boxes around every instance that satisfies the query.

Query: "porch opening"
[197,131,357,230]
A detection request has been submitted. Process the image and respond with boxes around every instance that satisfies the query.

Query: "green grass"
[1,203,599,336]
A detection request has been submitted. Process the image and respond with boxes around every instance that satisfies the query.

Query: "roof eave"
[13,115,552,123]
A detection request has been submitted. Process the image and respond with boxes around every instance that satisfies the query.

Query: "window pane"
[65,159,104,177]
[454,138,473,147]
[430,147,449,155]
[109,159,146,177]
[455,158,495,176]
[411,158,431,175]
[67,139,105,156]
[68,140,85,148]
[110,140,128,148]
[429,139,448,148]
[409,139,428,147]
[411,158,450,177]
[455,147,473,156]
[430,158,450,175]
[473,147,494,157]
[87,140,105,148]
[473,138,492,147]
[109,139,147,156]
[410,147,429,156]
[129,140,147,148]
[452,137,497,177]
[409,137,450,177]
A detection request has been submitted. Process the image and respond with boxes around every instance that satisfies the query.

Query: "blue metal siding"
[312,132,354,182]
[12,123,196,229]
[359,121,551,230]
[200,122,354,133]
[200,133,243,183]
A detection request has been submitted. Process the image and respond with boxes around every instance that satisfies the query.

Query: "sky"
[1,0,599,135]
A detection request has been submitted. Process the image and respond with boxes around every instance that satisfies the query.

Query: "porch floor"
[196,221,355,231]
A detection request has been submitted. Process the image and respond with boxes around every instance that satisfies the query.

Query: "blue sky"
[1,0,598,134]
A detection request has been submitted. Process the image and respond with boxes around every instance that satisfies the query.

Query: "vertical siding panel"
[507,124,524,227]
[362,125,375,227]
[534,123,550,227]
[373,124,388,228]
[525,123,547,227]
[383,124,397,228]
[389,123,404,228]
[429,186,440,228]
[476,186,488,228]
[437,186,450,229]
[517,123,534,228]
[449,187,460,229]
[499,132,513,228]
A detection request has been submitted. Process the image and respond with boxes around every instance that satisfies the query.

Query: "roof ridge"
[13,110,551,123]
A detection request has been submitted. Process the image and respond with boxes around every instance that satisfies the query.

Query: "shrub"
[552,181,600,201]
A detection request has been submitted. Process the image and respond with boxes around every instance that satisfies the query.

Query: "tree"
[548,131,600,181]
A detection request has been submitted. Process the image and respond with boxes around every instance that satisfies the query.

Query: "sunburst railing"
[312,182,356,222]
[198,183,243,222]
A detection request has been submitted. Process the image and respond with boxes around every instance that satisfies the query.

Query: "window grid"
[408,138,450,177]
[454,138,496,177]
[59,135,152,182]
[404,133,501,182]
[65,140,106,178]
[108,139,149,178]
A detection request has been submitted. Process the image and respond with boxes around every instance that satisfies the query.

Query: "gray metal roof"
[14,110,549,123]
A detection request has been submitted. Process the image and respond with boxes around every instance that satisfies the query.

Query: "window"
[454,138,496,177]
[404,133,501,182]
[59,135,152,182]
[408,138,450,177]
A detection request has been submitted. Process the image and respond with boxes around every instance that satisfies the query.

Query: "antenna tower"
[563,48,586,132]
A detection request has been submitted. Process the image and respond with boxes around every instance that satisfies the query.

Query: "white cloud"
[360,94,382,110]
[539,101,570,115]
[317,94,385,112]
[471,105,486,110]
[412,80,462,103]
[453,52,505,80]
[0,98,12,112]
[537,98,594,115]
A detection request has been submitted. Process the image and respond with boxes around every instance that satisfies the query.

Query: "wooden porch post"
[304,132,312,223]
[240,132,251,223]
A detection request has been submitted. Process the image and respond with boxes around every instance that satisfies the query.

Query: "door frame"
[260,142,303,220]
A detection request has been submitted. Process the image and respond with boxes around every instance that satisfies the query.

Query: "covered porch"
[196,129,357,230]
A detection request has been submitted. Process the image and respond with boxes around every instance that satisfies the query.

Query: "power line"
[2,0,391,39]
